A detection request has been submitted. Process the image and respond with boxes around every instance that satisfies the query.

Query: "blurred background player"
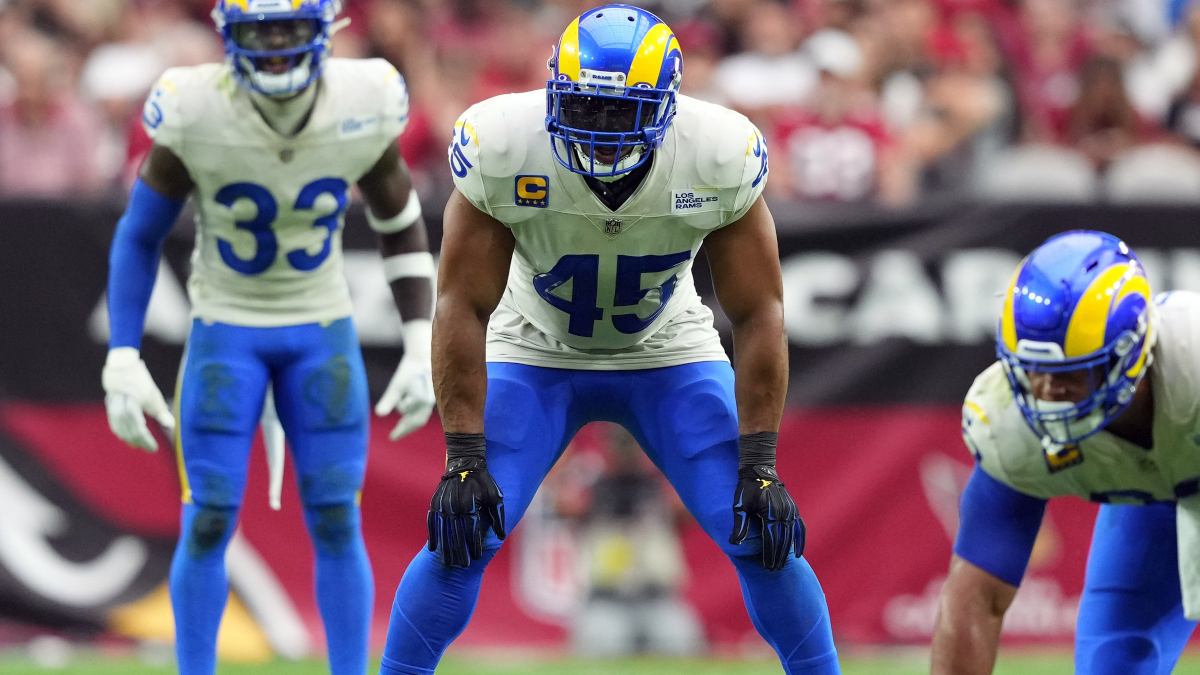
[565,425,704,659]
[99,1,435,673]
[931,231,1200,674]
[378,5,838,675]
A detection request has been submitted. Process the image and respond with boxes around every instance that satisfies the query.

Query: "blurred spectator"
[1062,55,1159,168]
[0,29,104,197]
[902,12,1012,196]
[1008,0,1093,143]
[769,29,913,205]
[711,0,815,118]
[566,426,704,659]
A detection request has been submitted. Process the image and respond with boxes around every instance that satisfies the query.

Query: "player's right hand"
[101,347,175,452]
[427,456,506,568]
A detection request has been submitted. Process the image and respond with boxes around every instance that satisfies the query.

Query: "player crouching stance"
[101,2,435,673]
[378,5,839,675]
[932,231,1200,674]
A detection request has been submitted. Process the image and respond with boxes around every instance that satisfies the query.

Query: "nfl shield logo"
[604,218,623,236]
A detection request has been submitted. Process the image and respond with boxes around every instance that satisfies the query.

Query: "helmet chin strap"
[574,144,644,181]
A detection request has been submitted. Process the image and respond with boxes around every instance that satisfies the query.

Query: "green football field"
[4,653,1200,674]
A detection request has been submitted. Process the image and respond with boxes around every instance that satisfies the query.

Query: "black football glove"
[728,433,806,572]
[427,433,506,568]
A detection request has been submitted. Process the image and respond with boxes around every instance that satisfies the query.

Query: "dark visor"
[231,19,318,51]
[559,93,658,134]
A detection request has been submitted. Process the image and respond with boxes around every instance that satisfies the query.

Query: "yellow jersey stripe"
[627,23,675,87]
[964,400,990,426]
[558,17,581,81]
[1064,263,1133,357]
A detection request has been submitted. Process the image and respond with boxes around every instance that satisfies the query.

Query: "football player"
[378,6,840,675]
[932,231,1200,674]
[100,2,436,673]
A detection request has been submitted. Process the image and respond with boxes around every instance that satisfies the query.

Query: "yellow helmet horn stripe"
[558,17,581,81]
[627,23,677,88]
[1112,274,1152,377]
[1063,263,1136,358]
[999,264,1022,352]
[225,0,250,10]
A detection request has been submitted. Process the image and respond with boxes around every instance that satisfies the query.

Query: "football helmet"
[212,0,341,98]
[545,4,683,178]
[997,231,1157,450]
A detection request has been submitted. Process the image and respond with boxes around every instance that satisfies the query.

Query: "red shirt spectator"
[772,107,895,202]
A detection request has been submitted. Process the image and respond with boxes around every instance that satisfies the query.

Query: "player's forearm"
[729,304,788,434]
[108,180,185,349]
[431,295,489,434]
[930,600,1004,674]
[930,559,1011,675]
[379,218,433,323]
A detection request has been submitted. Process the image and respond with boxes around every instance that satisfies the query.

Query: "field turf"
[4,653,1200,674]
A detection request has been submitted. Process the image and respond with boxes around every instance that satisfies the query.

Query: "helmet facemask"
[547,77,676,179]
[213,1,341,99]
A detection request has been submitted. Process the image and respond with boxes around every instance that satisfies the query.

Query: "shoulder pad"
[141,64,227,153]
[448,92,544,215]
[326,58,410,139]
[674,96,768,225]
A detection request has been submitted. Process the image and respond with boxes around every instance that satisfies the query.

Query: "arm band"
[383,252,435,282]
[368,189,422,233]
[953,465,1047,587]
[108,179,186,349]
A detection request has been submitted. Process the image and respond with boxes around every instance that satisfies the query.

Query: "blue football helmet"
[545,4,683,178]
[997,231,1156,451]
[212,0,341,98]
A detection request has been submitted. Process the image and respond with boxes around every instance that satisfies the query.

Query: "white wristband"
[383,252,435,282]
[367,189,422,233]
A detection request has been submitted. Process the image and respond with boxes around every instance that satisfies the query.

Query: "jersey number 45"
[534,251,690,338]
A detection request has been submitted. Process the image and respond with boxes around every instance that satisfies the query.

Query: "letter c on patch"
[514,175,549,207]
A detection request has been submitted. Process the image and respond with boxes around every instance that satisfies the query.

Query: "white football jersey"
[449,91,769,369]
[142,59,408,327]
[963,291,1200,504]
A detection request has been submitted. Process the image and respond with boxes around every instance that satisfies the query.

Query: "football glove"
[427,433,505,568]
[728,432,806,571]
[101,347,175,452]
[375,320,435,440]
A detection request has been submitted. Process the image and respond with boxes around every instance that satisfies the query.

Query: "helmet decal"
[557,17,581,83]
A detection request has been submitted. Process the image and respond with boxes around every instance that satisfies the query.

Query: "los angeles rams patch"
[339,116,379,138]
[672,188,720,214]
[515,175,549,208]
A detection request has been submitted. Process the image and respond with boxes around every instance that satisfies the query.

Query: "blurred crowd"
[3,0,1200,206]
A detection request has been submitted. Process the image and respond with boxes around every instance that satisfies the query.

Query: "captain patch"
[515,175,549,208]
[672,188,720,214]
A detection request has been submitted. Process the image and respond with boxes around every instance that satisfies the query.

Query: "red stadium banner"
[0,401,1100,655]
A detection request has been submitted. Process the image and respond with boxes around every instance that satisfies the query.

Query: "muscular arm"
[703,195,787,433]
[931,555,1019,675]
[357,143,432,323]
[432,190,515,433]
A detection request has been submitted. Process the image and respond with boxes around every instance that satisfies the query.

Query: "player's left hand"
[374,351,435,441]
[729,465,807,572]
[427,455,506,567]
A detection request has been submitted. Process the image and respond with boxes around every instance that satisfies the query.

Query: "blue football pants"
[380,361,839,675]
[1075,502,1197,675]
[170,318,373,675]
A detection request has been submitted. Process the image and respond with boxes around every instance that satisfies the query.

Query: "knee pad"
[187,505,235,559]
[306,502,360,558]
